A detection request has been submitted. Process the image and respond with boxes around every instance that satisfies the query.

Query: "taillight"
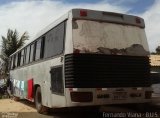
[70,92,93,102]
[145,91,152,99]
[80,10,87,17]
[135,17,141,24]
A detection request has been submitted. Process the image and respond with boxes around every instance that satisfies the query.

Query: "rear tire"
[35,87,48,114]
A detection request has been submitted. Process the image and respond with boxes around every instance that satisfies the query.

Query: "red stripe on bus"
[27,79,33,100]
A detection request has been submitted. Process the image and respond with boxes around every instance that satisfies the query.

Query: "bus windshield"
[72,20,149,56]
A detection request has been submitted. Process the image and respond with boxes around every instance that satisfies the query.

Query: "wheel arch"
[33,84,40,99]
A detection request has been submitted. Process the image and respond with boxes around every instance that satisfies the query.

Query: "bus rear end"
[65,9,152,107]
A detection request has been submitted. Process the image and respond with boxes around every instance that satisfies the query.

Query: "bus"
[9,9,152,113]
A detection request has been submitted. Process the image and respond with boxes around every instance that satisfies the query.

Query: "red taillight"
[135,17,141,24]
[70,92,93,102]
[80,10,87,17]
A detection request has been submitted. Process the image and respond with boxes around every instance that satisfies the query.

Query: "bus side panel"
[41,57,66,108]
[10,56,66,108]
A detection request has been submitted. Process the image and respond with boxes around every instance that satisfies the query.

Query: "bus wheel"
[35,87,48,114]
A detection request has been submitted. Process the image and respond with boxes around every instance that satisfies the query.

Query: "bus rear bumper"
[66,87,152,107]
[66,99,152,107]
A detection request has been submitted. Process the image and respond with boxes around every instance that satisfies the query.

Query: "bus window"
[12,55,16,69]
[10,57,13,70]
[20,49,24,66]
[12,56,15,69]
[30,43,35,62]
[40,36,45,59]
[35,39,41,60]
[25,46,30,64]
[72,20,149,55]
[14,54,18,68]
[17,51,21,67]
[44,22,65,58]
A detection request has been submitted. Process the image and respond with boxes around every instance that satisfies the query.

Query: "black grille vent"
[65,54,151,88]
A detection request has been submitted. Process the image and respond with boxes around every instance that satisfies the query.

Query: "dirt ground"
[0,99,53,118]
[0,99,36,112]
[0,96,160,118]
[1,98,160,118]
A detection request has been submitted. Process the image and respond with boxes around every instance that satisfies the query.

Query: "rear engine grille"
[65,54,151,88]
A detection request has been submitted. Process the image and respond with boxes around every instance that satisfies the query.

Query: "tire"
[35,87,48,114]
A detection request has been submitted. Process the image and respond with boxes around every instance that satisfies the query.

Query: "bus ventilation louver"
[65,54,151,88]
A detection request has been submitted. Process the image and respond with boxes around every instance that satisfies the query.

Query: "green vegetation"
[0,29,29,76]
[155,46,160,54]
[151,46,160,55]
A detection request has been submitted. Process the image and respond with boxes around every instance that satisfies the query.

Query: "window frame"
[35,38,42,61]
[9,20,66,69]
[29,43,35,63]
[20,49,25,66]
[25,46,31,64]
[44,22,65,58]
[17,51,21,67]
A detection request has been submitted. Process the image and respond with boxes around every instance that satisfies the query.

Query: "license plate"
[113,92,127,100]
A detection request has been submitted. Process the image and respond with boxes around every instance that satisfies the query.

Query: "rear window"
[72,20,149,56]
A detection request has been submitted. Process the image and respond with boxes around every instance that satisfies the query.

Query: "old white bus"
[9,9,152,113]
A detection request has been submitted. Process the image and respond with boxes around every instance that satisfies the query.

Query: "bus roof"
[10,8,145,57]
[10,11,69,57]
[71,9,145,28]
